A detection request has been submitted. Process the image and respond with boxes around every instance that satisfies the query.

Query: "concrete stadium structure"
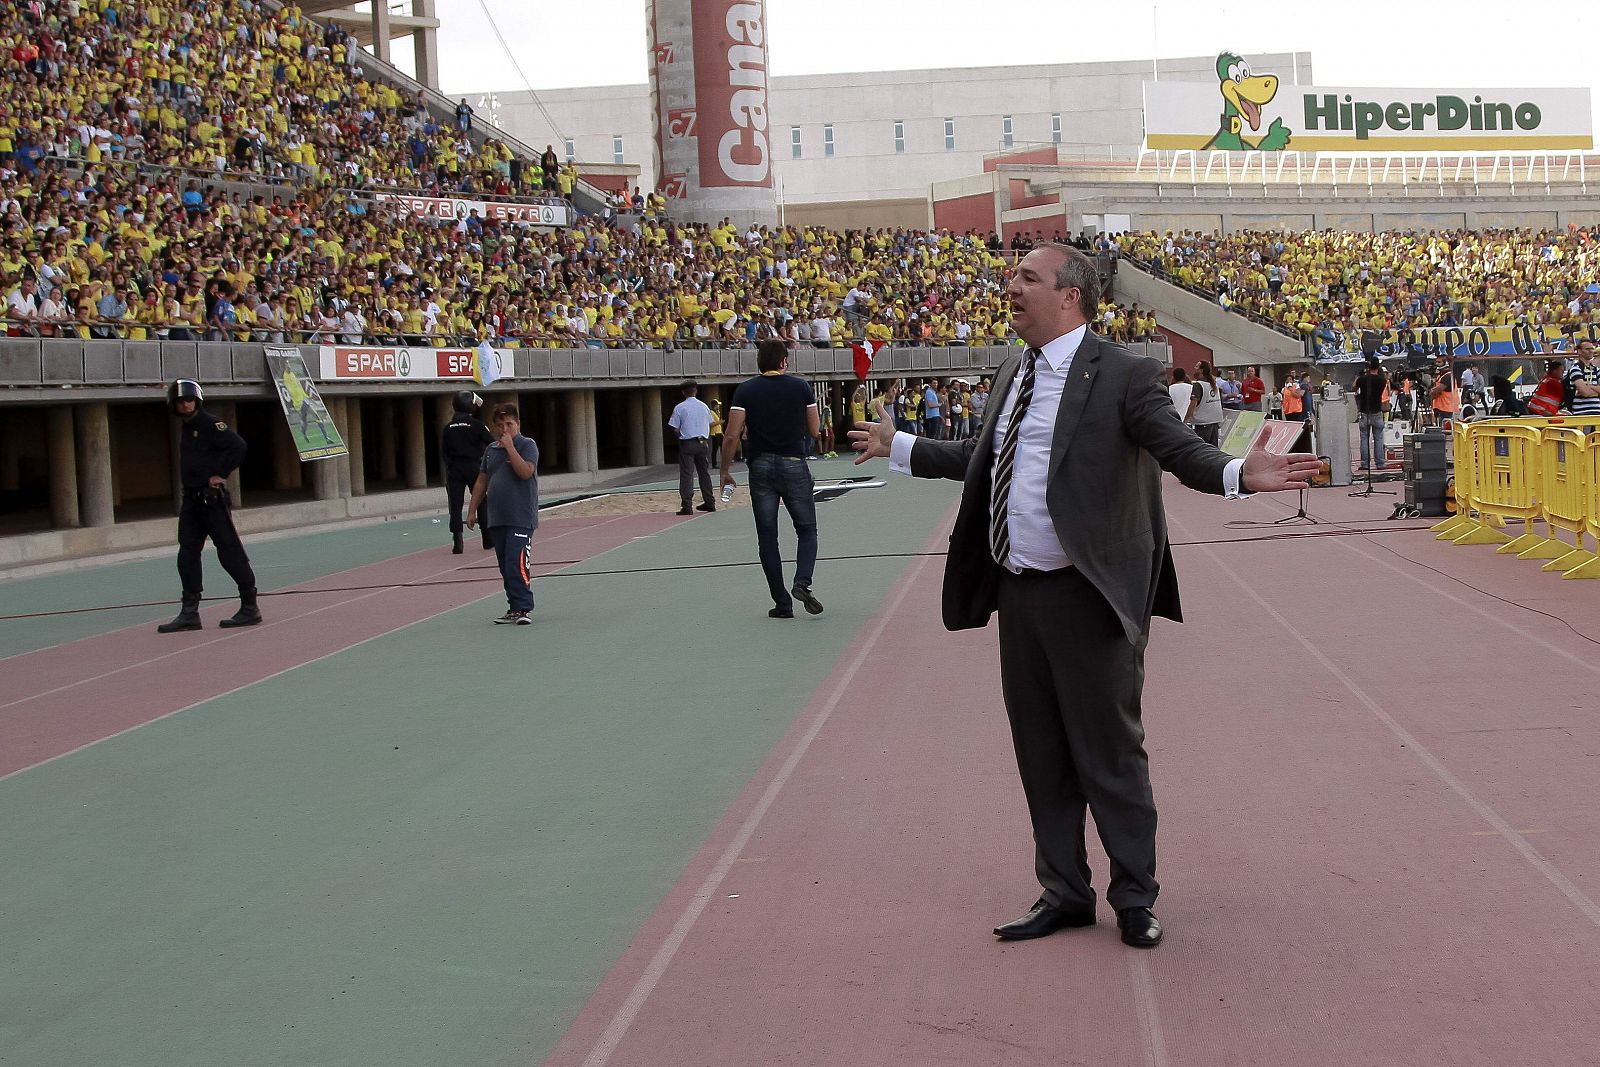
[468,53,1310,228]
[6,338,1164,567]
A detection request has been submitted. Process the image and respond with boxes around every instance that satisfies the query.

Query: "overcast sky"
[414,0,1600,129]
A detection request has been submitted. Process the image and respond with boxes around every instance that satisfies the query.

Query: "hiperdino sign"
[1143,53,1593,152]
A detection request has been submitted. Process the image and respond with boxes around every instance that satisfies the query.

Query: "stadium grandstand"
[8,2,1600,1063]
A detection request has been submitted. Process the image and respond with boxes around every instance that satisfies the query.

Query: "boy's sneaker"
[791,583,824,615]
[512,611,532,625]
[493,610,519,624]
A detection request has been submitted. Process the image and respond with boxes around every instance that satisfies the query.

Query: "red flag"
[851,339,885,381]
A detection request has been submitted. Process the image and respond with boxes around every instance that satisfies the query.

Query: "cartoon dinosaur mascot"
[1204,52,1292,151]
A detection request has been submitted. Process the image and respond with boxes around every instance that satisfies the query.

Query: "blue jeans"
[1358,412,1386,468]
[748,454,817,610]
[489,526,535,612]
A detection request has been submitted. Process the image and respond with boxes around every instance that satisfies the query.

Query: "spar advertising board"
[319,346,509,381]
[372,193,573,228]
[1143,53,1592,152]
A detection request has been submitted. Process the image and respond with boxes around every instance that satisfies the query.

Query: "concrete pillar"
[403,396,428,489]
[585,389,600,473]
[76,403,115,528]
[211,400,242,504]
[273,416,303,491]
[626,390,647,467]
[310,456,340,501]
[643,388,665,465]
[47,406,80,528]
[346,396,366,496]
[326,397,352,498]
[370,0,392,62]
[434,393,454,440]
[564,390,590,473]
[412,0,440,90]
[378,398,399,482]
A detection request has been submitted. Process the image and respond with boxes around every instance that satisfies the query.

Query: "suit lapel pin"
[1082,371,1090,379]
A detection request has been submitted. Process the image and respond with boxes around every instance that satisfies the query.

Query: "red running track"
[0,513,673,781]
[544,486,1600,1067]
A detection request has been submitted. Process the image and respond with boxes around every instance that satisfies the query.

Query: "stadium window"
[612,135,624,164]
[824,124,835,158]
[564,138,575,162]
[1051,113,1062,144]
[944,118,955,151]
[894,119,905,154]
[791,126,802,159]
[1002,114,1013,149]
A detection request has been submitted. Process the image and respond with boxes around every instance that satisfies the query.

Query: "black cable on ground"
[1252,496,1600,649]
[0,525,1443,624]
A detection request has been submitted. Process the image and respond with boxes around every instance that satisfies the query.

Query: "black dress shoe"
[695,502,716,512]
[993,898,1095,941]
[1116,906,1163,948]
[676,507,694,516]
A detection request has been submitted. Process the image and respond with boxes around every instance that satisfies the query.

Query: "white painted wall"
[466,52,1309,205]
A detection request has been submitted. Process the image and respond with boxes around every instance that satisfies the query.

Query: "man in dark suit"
[850,244,1317,948]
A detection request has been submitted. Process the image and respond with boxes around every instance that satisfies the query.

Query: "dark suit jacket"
[910,332,1232,644]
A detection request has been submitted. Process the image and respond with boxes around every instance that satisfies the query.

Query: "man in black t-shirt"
[721,340,824,619]
[1354,358,1388,471]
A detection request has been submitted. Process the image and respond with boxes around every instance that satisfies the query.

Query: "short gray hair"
[1044,242,1100,322]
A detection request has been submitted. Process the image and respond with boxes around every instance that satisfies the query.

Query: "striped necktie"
[989,348,1040,568]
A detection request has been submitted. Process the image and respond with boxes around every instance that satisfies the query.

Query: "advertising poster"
[265,346,347,461]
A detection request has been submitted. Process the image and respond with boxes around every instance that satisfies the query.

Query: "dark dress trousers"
[908,332,1233,912]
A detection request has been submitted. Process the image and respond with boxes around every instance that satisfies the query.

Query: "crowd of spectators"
[0,0,568,197]
[1,153,1109,348]
[1120,228,1600,345]
[0,0,1176,351]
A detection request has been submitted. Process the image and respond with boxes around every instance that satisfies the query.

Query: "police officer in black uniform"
[441,390,494,553]
[157,379,262,632]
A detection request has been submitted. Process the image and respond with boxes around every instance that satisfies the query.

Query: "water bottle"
[721,482,735,504]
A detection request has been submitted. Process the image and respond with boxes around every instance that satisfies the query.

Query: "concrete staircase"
[1113,261,1308,368]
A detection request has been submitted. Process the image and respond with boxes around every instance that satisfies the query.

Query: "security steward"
[441,390,494,553]
[158,379,261,632]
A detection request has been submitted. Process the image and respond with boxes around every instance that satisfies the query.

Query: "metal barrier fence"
[0,339,1173,398]
[1432,417,1600,578]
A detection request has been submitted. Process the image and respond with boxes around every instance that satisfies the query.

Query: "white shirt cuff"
[888,431,917,474]
[1223,457,1251,499]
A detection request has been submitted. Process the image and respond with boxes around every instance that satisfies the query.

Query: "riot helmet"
[453,390,483,415]
[168,378,204,416]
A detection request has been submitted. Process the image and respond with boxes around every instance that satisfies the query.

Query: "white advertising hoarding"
[1143,54,1592,152]
[372,193,573,228]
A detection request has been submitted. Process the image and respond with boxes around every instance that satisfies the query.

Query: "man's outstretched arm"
[849,400,973,481]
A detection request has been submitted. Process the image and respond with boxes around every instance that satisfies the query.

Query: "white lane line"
[0,516,658,782]
[0,513,627,666]
[0,516,637,713]
[1127,953,1172,1067]
[1176,516,1600,930]
[577,556,933,1067]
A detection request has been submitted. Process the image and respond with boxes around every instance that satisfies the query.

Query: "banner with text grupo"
[372,193,573,228]
[1314,323,1600,363]
[1143,57,1592,152]
[318,345,513,381]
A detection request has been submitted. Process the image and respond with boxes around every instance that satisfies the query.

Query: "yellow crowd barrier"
[1430,417,1600,578]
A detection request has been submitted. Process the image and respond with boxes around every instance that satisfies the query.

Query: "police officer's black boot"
[452,530,464,554]
[219,588,262,628]
[157,595,203,633]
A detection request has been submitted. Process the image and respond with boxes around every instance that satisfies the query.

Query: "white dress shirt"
[668,395,713,439]
[890,325,1246,572]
